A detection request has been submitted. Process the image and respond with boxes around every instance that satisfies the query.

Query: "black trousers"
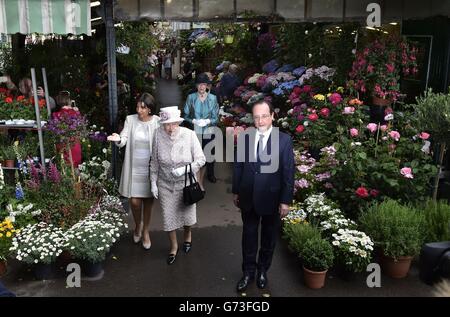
[201,133,215,178]
[241,208,281,276]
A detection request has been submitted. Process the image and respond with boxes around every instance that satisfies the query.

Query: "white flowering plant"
[331,229,374,273]
[304,193,343,224]
[78,151,118,195]
[9,222,67,265]
[66,208,127,263]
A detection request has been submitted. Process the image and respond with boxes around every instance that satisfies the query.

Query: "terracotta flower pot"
[372,96,392,107]
[382,255,413,278]
[303,266,328,289]
[0,260,7,277]
[4,160,15,168]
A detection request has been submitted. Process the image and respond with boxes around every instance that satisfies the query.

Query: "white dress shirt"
[254,126,273,159]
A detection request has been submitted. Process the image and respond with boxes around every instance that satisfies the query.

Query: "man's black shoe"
[256,271,268,289]
[236,275,254,292]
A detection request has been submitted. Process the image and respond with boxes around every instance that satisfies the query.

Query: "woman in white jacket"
[150,106,206,265]
[107,93,160,250]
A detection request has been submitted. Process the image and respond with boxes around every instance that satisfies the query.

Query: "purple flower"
[295,178,310,189]
[315,172,331,182]
[48,162,61,183]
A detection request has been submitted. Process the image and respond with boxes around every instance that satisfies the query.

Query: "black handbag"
[183,164,205,206]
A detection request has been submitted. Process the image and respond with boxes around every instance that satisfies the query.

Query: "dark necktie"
[257,134,264,162]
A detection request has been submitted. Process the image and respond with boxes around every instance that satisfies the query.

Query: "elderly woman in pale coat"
[150,106,206,265]
[107,93,159,250]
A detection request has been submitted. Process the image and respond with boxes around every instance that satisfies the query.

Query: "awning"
[0,0,91,35]
[115,0,450,22]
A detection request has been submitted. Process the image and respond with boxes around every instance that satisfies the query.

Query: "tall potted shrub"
[413,89,450,200]
[301,236,334,289]
[359,199,424,278]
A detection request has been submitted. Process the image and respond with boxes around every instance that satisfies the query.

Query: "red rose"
[308,113,319,121]
[295,125,305,134]
[16,95,25,101]
[355,186,369,198]
[5,97,13,103]
[370,189,379,197]
[320,108,330,117]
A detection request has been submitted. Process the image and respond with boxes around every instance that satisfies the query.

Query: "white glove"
[151,181,158,199]
[197,119,207,127]
[171,166,187,177]
[192,119,199,126]
[204,119,211,126]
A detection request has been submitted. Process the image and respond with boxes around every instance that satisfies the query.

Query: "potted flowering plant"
[9,222,67,279]
[0,219,17,276]
[331,228,374,276]
[301,236,334,289]
[349,35,418,104]
[45,111,88,181]
[66,208,127,277]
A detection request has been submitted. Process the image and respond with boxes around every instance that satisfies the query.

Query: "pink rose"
[350,128,359,137]
[343,106,355,115]
[370,189,380,197]
[328,93,343,106]
[367,123,378,133]
[419,132,430,140]
[308,113,319,122]
[389,131,401,141]
[355,187,369,198]
[296,125,305,134]
[320,108,330,117]
[380,125,388,132]
[400,167,414,179]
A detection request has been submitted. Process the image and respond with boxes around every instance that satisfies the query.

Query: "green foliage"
[421,199,450,243]
[282,222,322,255]
[115,22,156,72]
[1,144,16,160]
[359,199,424,259]
[301,236,334,271]
[413,89,450,144]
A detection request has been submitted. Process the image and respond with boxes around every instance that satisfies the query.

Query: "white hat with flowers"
[159,106,184,124]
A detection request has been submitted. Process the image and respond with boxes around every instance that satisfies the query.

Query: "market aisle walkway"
[155,78,183,109]
[0,81,436,297]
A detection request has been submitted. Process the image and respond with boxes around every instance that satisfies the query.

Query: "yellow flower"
[327,93,332,98]
[0,233,3,238]
[6,232,11,238]
[313,94,325,101]
[337,86,344,93]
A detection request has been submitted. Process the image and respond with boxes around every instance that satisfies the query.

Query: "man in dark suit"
[232,100,295,292]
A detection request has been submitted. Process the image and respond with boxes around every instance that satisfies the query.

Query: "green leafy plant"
[301,236,334,271]
[359,199,424,259]
[282,222,322,255]
[1,144,16,161]
[422,199,450,243]
[413,89,450,200]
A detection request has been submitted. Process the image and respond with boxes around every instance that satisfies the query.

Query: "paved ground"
[0,79,442,297]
